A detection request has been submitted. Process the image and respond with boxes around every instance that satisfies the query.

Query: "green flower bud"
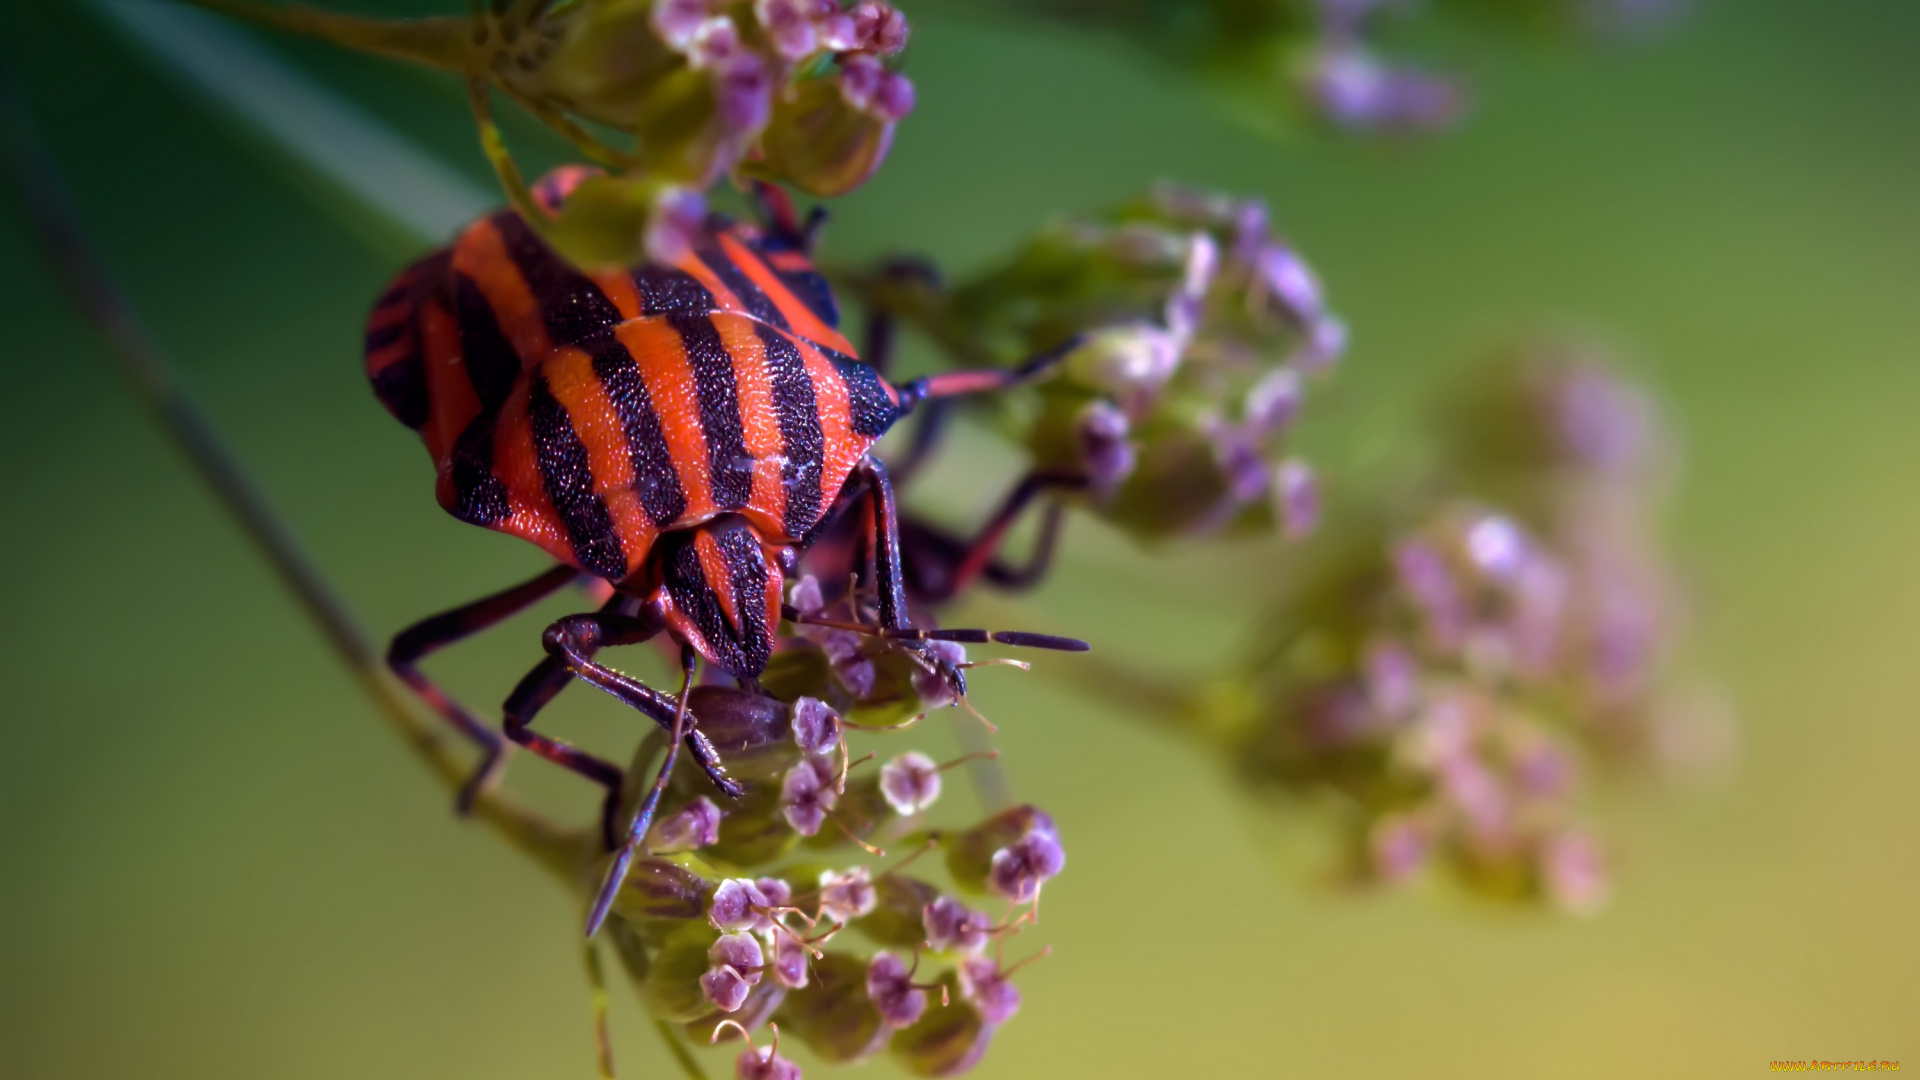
[756,70,897,197]
[772,951,891,1063]
[888,976,992,1078]
[945,805,1056,896]
[854,874,943,949]
[708,779,803,868]
[605,853,718,923]
[633,921,727,1022]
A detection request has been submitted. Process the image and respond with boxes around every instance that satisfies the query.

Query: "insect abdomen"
[366,208,905,581]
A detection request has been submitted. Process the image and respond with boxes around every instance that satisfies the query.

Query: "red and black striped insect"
[365,169,1084,934]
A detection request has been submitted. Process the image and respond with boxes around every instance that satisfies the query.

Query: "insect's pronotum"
[366,168,1087,934]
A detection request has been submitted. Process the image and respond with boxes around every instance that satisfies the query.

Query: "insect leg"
[537,612,744,802]
[584,645,698,938]
[896,335,1082,408]
[860,256,942,381]
[902,469,1087,603]
[386,563,582,813]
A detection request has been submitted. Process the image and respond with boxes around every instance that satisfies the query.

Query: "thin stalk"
[174,0,472,72]
[0,53,580,880]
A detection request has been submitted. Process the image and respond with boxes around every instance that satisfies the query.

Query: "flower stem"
[173,0,472,72]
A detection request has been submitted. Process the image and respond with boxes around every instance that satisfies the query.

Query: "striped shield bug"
[365,168,1086,934]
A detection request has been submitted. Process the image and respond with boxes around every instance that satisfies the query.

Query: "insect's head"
[652,516,784,680]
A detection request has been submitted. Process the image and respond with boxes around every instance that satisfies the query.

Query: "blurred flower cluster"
[1101,345,1726,912]
[193,0,916,264]
[854,182,1343,543]
[982,0,1684,134]
[590,652,1062,1078]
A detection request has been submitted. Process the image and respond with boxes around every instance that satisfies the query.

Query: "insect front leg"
[536,611,744,803]
[386,563,582,814]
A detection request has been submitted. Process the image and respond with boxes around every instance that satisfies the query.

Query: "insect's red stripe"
[794,337,869,527]
[616,317,714,525]
[418,295,480,466]
[542,348,657,577]
[669,313,753,512]
[589,337,688,529]
[488,380,572,567]
[750,321,826,540]
[589,267,643,321]
[528,366,630,580]
[711,314,788,532]
[692,529,742,634]
[715,233,854,355]
[453,216,556,366]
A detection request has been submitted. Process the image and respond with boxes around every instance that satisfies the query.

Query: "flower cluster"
[1131,347,1725,911]
[858,183,1343,543]
[199,0,917,265]
[993,0,1683,135]
[595,676,1062,1076]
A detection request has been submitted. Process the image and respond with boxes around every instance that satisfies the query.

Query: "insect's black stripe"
[528,373,628,580]
[751,322,825,537]
[772,263,840,330]
[364,322,406,351]
[454,271,522,413]
[633,264,715,315]
[589,338,687,529]
[668,312,753,510]
[494,212,622,349]
[370,352,430,430]
[693,237,789,331]
[715,524,772,671]
[447,415,510,526]
[826,347,907,438]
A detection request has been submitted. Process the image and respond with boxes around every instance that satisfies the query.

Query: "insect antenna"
[781,606,1089,653]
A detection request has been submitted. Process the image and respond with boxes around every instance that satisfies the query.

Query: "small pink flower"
[865,951,926,1029]
[817,866,876,923]
[879,751,941,815]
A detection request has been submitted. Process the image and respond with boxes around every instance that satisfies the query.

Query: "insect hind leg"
[386,564,582,814]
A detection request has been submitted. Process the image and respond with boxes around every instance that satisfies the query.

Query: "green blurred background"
[2,1,1916,1076]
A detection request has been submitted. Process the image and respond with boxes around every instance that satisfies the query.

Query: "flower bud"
[818,866,878,923]
[921,895,991,956]
[955,956,1023,1024]
[637,922,731,1022]
[1274,457,1319,539]
[607,855,717,922]
[767,928,812,990]
[946,805,1058,896]
[780,755,840,836]
[736,1034,803,1080]
[879,752,942,815]
[711,878,773,932]
[702,932,767,1012]
[649,796,723,853]
[792,697,843,756]
[1074,400,1137,498]
[758,73,897,197]
[689,685,799,780]
[987,831,1067,904]
[852,1,910,54]
[865,951,926,1029]
[773,952,890,1062]
[857,874,943,949]
[888,985,992,1078]
[711,783,805,867]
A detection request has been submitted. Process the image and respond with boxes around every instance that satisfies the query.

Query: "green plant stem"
[175,0,472,71]
[0,52,581,881]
